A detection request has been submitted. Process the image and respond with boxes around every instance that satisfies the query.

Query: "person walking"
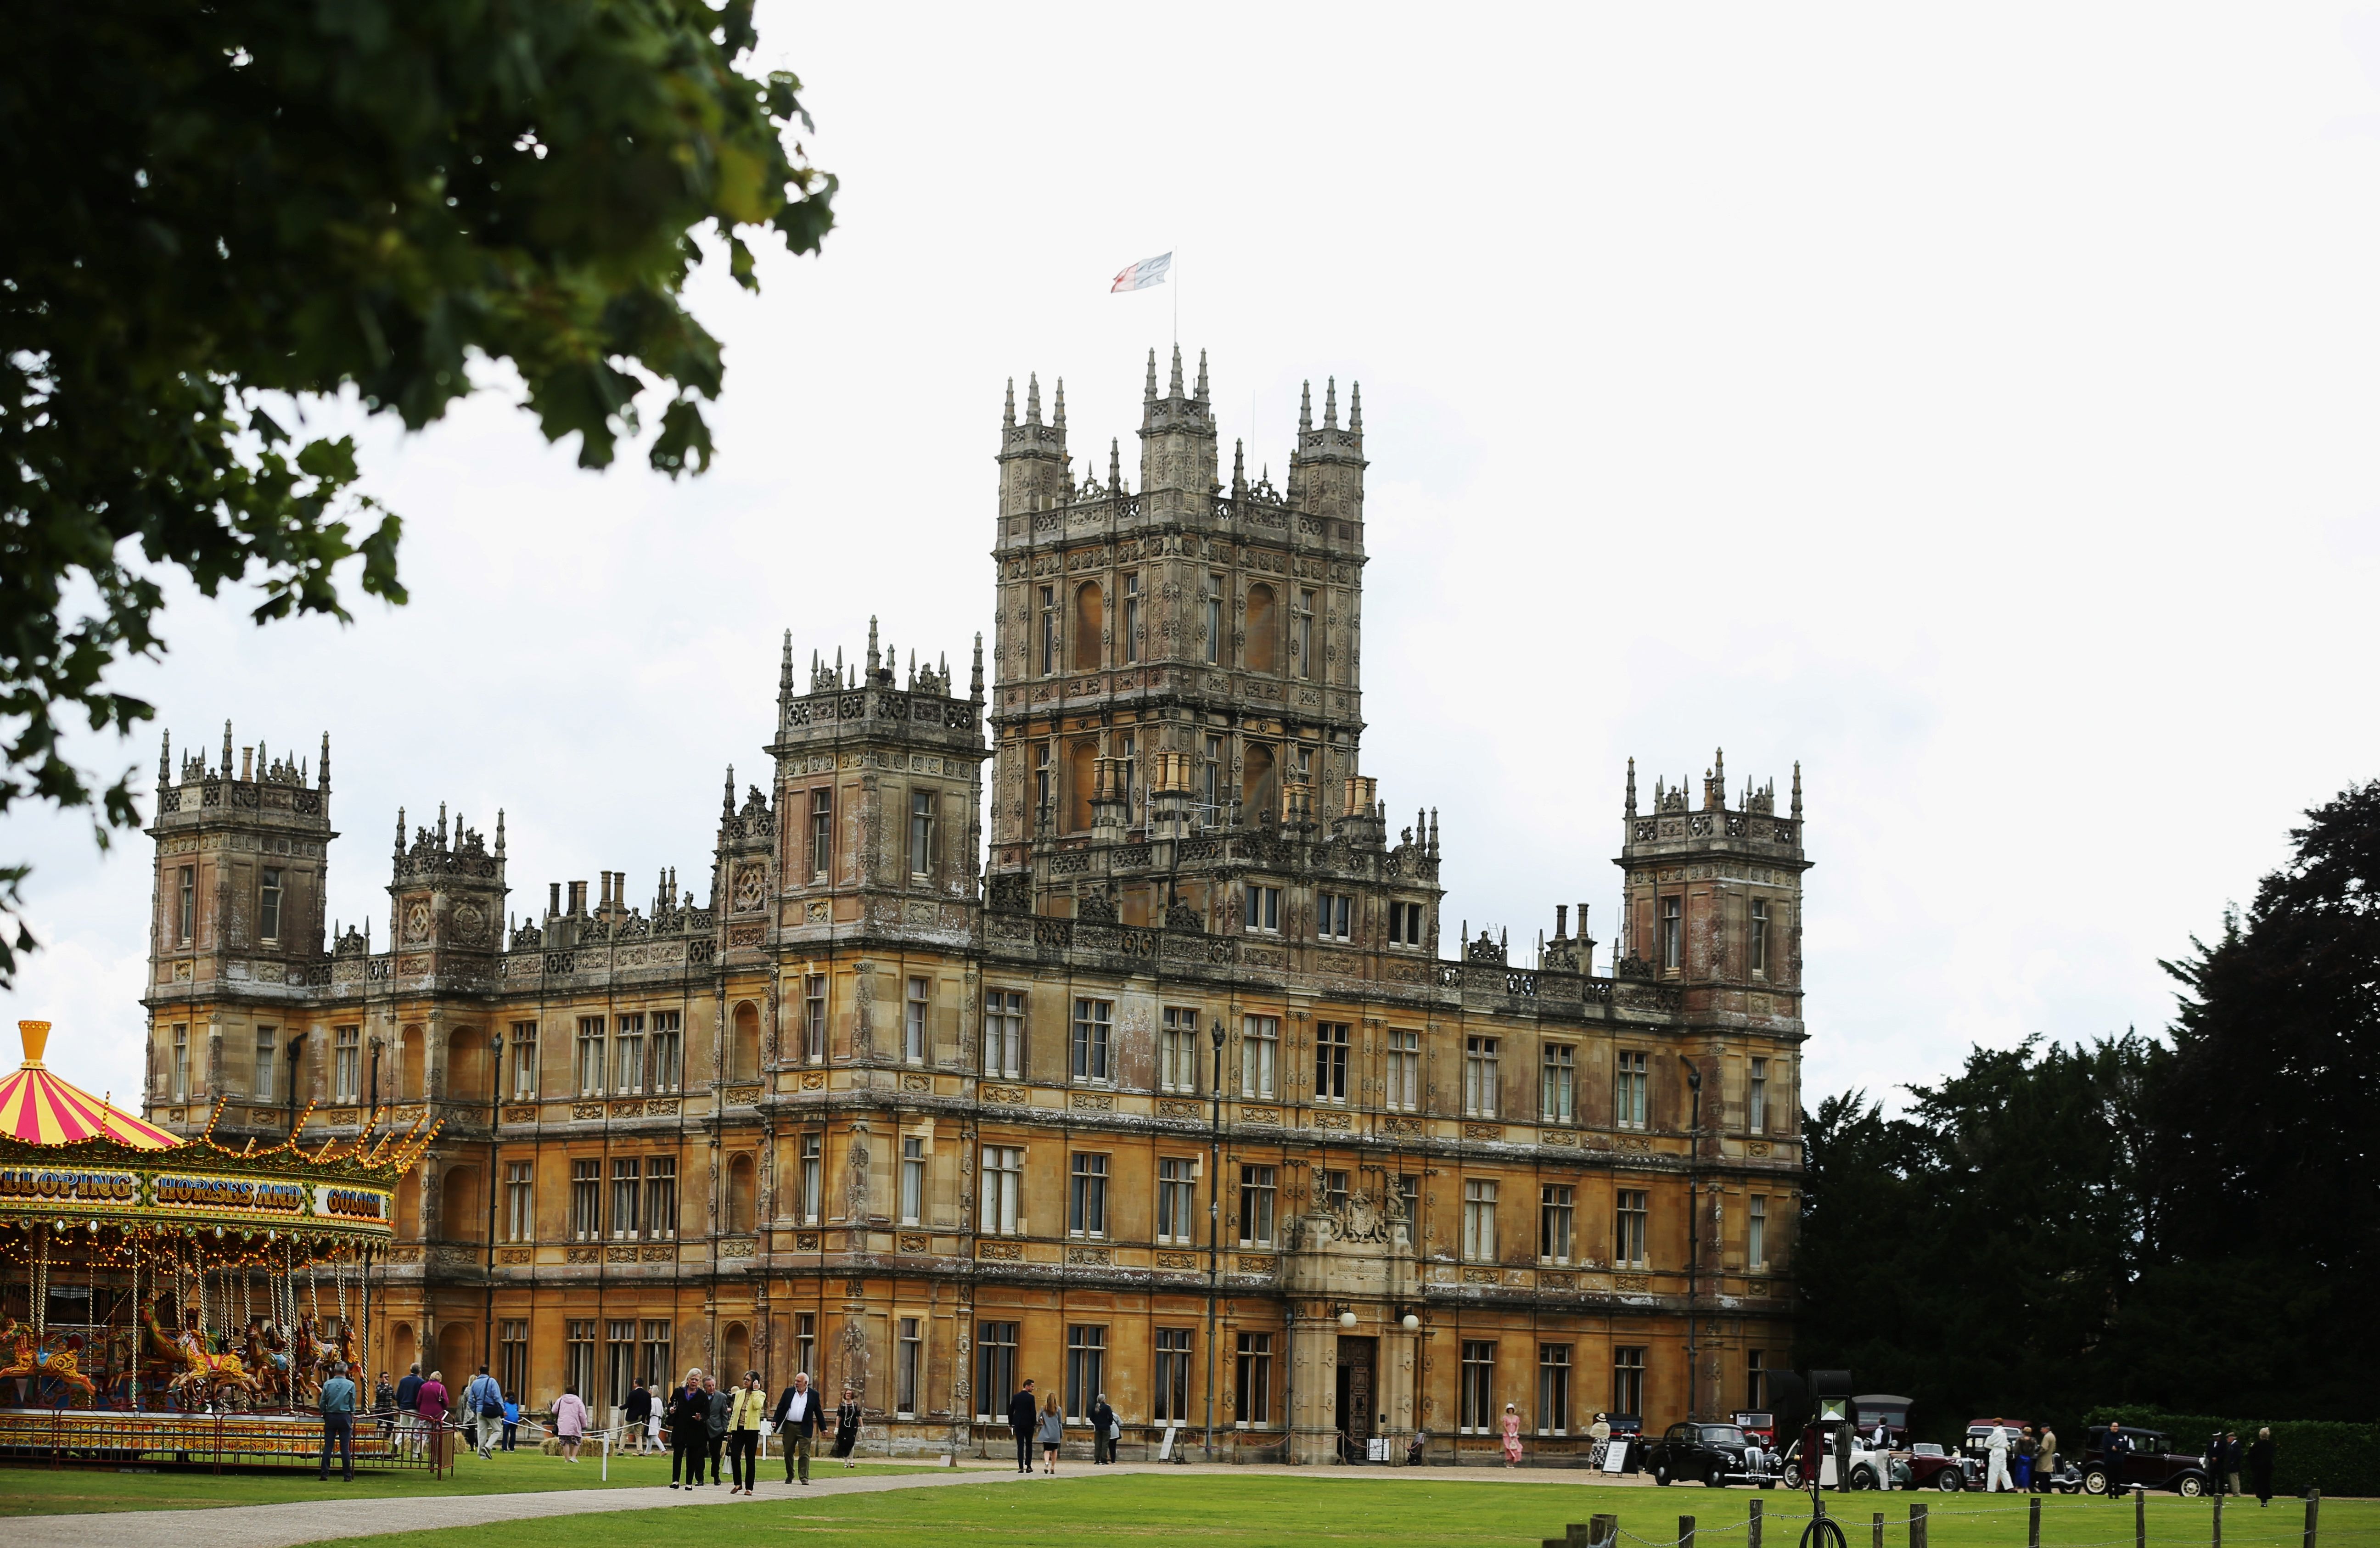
[373,1371,398,1443]
[318,1360,357,1482]
[1036,1390,1064,1474]
[623,1380,654,1455]
[418,1370,452,1475]
[832,1386,863,1468]
[1007,1379,1039,1474]
[1090,1392,1118,1464]
[501,1396,520,1453]
[552,1383,589,1463]
[1985,1419,2012,1493]
[704,1373,732,1485]
[2247,1428,2274,1505]
[1502,1402,1524,1468]
[395,1363,424,1458]
[772,1370,824,1485]
[727,1371,768,1495]
[2015,1426,2036,1492]
[464,1366,504,1459]
[668,1369,711,1488]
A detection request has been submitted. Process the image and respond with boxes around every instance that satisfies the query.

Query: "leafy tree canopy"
[0,0,834,979]
[1798,780,2380,1430]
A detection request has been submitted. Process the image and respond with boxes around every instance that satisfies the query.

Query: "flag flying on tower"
[1111,252,1172,292]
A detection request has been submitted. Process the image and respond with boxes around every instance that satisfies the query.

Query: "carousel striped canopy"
[0,1021,178,1149]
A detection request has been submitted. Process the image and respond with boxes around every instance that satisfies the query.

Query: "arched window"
[399,1026,425,1100]
[723,1322,751,1378]
[1243,743,1278,824]
[1245,584,1278,673]
[1068,743,1098,833]
[1072,582,1105,671]
[727,1155,757,1234]
[439,1166,480,1241]
[445,1026,488,1101]
[730,1001,761,1082]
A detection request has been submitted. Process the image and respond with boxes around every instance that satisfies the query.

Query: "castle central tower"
[986,349,1438,958]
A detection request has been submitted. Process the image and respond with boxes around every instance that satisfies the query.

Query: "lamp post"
[1205,1015,1226,1463]
[1678,1054,1702,1420]
[483,1031,503,1377]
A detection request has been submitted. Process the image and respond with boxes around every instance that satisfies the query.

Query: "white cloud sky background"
[9,4,2380,1112]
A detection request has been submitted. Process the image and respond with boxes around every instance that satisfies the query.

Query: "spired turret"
[1138,344,1218,524]
[995,371,1070,533]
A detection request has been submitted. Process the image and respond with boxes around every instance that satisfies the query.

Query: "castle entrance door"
[1336,1336,1378,1459]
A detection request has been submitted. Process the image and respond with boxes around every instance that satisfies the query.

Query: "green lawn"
[286,1475,2374,1548]
[0,1447,939,1516]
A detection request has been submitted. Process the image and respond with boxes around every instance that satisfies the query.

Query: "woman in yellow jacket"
[726,1371,771,1494]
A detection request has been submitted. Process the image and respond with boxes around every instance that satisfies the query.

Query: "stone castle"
[140,349,1807,1462]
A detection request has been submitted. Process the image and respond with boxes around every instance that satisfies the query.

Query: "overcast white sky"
[9,5,2380,1113]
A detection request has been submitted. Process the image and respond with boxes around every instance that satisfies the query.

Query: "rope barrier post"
[1584,1512,1620,1548]
[2303,1489,2319,1548]
[1910,1500,1926,1548]
[1682,1514,1697,1548]
[1752,1496,1764,1548]
[1872,1512,1884,1548]
[2031,1496,2042,1548]
[2136,1487,2147,1548]
[2213,1492,2222,1548]
[601,1425,610,1482]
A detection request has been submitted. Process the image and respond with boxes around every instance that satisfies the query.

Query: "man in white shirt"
[1986,1421,2013,1493]
[771,1371,824,1485]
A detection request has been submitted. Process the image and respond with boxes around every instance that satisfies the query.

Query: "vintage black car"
[2082,1425,2211,1497]
[1647,1422,1779,1488]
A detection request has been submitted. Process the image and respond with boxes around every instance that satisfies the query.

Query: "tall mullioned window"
[1235,1332,1273,1424]
[1613,1347,1646,1416]
[505,1162,534,1242]
[1540,1184,1574,1263]
[799,1134,823,1224]
[1748,1057,1769,1133]
[254,1027,277,1102]
[1203,574,1224,665]
[1748,1195,1768,1270]
[1160,1007,1200,1093]
[176,865,195,942]
[900,1137,926,1226]
[1039,585,1059,675]
[565,1322,596,1406]
[983,990,1023,1078]
[980,1146,1023,1236]
[1464,1036,1499,1118]
[332,1025,358,1102]
[1660,896,1683,971]
[974,1322,1016,1422]
[258,867,283,942]
[1122,574,1141,663]
[645,1157,678,1239]
[804,976,828,1060]
[1460,1340,1496,1433]
[511,1021,538,1098]
[1615,1050,1648,1129]
[1068,1153,1109,1237]
[1157,1157,1196,1243]
[1750,899,1769,976]
[1386,1030,1420,1111]
[1294,589,1315,679]
[576,1017,606,1096]
[1462,1178,1498,1261]
[810,788,833,882]
[170,1025,189,1101]
[1314,1022,1350,1102]
[909,790,937,881]
[613,1014,646,1094]
[1072,998,1112,1082]
[610,1158,641,1240]
[570,1160,601,1240]
[1155,1329,1193,1422]
[648,1010,682,1093]
[904,977,930,1065]
[1538,1344,1572,1436]
[1238,1165,1276,1247]
[1616,1188,1649,1268]
[1241,1015,1278,1099]
[1541,1043,1575,1123]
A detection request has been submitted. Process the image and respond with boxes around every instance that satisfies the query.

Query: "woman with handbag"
[832,1386,863,1467]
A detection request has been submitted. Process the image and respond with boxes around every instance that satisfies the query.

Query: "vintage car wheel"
[1935,1469,1965,1493]
[2083,1470,2110,1496]
[2178,1475,2206,1498]
[1654,1462,1672,1486]
[1784,1464,1804,1489]
[1849,1465,1877,1491]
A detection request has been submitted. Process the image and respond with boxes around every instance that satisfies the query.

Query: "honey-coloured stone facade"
[139,352,1807,1464]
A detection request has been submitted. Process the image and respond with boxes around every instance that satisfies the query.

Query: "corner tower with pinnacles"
[137,352,1807,1465]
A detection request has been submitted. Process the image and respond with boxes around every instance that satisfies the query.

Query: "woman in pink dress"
[1502,1402,1524,1467]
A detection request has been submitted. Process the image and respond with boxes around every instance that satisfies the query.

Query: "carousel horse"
[241,1317,290,1404]
[156,1301,256,1406]
[0,1323,96,1404]
[289,1319,324,1405]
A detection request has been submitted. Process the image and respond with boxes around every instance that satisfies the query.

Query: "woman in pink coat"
[1501,1402,1524,1468]
[552,1383,589,1462]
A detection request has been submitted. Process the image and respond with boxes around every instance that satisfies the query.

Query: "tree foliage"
[0,0,834,980]
[1796,781,2380,1432]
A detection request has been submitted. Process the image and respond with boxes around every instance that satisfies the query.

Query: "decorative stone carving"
[978,1241,1022,1261]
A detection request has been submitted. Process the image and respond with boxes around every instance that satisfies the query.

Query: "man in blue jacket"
[318,1361,357,1482]
[462,1366,504,1459]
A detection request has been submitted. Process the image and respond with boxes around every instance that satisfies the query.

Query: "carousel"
[0,1021,434,1470]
